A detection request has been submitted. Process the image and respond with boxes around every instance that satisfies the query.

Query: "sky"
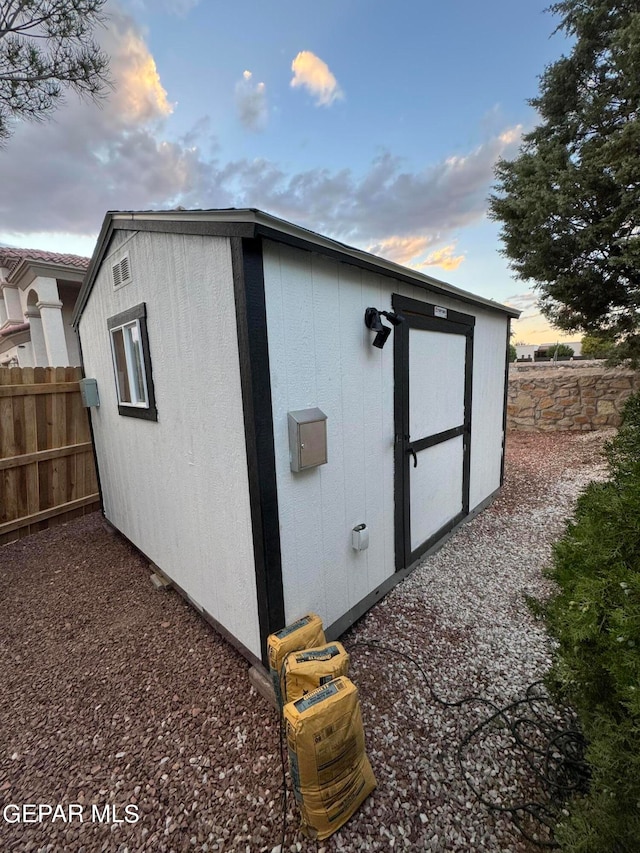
[0,0,580,344]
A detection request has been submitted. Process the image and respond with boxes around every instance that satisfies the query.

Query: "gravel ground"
[0,430,612,853]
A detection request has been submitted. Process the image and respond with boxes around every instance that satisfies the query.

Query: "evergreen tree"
[544,392,640,851]
[0,0,111,141]
[581,331,616,358]
[490,0,640,362]
[547,342,575,358]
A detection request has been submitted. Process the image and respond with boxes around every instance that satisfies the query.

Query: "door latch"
[407,445,418,468]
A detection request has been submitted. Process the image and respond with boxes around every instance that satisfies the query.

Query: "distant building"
[515,344,537,361]
[515,341,582,361]
[0,248,89,367]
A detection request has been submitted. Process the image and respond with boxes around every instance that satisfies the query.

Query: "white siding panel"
[467,311,508,510]
[409,329,466,437]
[410,437,464,550]
[265,247,508,629]
[78,231,261,658]
[263,242,395,628]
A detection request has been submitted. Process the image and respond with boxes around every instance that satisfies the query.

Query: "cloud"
[0,0,521,270]
[209,128,522,248]
[107,20,173,123]
[367,235,434,266]
[0,117,520,246]
[0,7,198,236]
[235,70,267,132]
[504,292,540,318]
[290,51,343,106]
[367,235,464,271]
[498,127,522,145]
[419,244,465,271]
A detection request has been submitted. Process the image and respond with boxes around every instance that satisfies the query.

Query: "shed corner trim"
[230,235,285,664]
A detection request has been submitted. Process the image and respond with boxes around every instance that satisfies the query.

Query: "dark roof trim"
[72,215,116,328]
[73,209,520,327]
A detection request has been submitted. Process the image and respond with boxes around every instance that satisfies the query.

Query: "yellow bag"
[284,676,376,840]
[282,642,350,704]
[267,613,325,708]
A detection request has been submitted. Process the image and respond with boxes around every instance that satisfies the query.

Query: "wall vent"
[112,254,132,289]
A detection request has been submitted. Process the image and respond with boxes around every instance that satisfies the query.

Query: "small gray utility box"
[288,408,328,472]
[79,377,100,408]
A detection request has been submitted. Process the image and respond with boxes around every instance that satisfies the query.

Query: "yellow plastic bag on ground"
[267,613,325,708]
[282,642,350,704]
[284,676,376,840]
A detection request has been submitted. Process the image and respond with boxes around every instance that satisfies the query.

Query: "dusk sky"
[0,0,579,344]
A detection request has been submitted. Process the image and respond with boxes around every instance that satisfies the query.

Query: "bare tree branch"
[0,0,112,141]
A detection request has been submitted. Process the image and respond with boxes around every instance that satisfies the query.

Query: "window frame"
[107,303,157,421]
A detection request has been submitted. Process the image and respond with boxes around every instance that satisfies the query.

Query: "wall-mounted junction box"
[288,408,328,472]
[351,523,369,551]
[79,377,100,408]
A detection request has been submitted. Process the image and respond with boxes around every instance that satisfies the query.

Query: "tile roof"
[0,321,30,337]
[0,247,89,273]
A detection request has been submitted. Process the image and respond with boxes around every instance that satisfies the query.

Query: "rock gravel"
[0,430,612,853]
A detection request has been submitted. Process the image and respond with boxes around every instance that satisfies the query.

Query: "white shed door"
[393,296,474,569]
[409,327,466,550]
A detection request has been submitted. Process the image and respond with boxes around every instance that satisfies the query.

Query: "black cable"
[348,640,589,849]
[278,713,287,853]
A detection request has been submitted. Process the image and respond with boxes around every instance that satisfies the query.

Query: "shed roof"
[73,208,520,327]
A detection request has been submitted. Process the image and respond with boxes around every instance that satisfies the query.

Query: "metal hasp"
[288,407,328,472]
[79,377,100,408]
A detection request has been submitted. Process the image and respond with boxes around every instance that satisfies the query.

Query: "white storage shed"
[73,209,519,667]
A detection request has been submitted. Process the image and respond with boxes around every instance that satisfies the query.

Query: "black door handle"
[408,446,418,468]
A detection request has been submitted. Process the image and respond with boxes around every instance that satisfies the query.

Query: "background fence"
[0,366,100,545]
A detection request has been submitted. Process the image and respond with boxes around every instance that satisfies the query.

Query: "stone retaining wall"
[507,363,640,431]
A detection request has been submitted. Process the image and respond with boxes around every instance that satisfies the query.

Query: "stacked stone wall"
[507,363,640,431]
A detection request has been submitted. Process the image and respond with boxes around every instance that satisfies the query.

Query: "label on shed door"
[434,306,448,319]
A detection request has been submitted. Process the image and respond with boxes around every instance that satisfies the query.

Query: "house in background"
[0,248,89,367]
[514,344,537,361]
[515,341,582,361]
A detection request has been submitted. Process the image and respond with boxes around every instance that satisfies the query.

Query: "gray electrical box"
[288,408,328,472]
[79,377,100,408]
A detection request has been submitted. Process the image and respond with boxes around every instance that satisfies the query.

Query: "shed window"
[107,303,157,421]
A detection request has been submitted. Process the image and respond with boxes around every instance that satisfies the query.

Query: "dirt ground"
[0,430,611,853]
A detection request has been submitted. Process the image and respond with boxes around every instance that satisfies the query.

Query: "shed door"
[393,295,474,570]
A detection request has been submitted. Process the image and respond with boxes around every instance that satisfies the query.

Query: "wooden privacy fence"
[0,366,100,545]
